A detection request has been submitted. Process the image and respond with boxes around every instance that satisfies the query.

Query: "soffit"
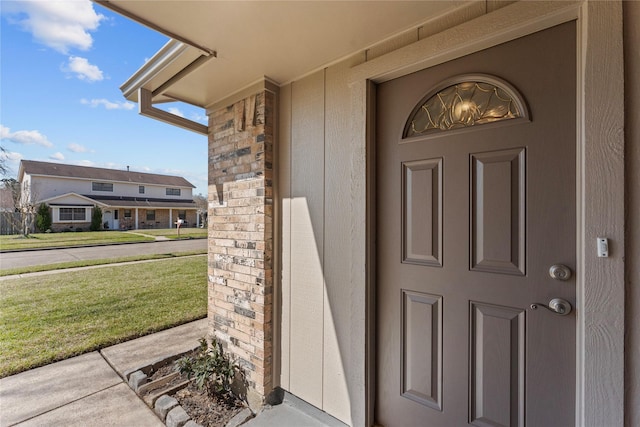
[106,0,463,107]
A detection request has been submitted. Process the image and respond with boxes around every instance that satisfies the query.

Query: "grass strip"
[131,228,208,239]
[0,256,207,378]
[0,250,207,277]
[0,231,154,251]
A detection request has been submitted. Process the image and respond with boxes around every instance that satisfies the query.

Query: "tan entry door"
[376,22,576,427]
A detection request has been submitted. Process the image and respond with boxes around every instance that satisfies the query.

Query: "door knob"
[530,298,572,316]
[549,264,572,281]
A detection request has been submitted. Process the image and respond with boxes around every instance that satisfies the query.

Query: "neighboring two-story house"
[18,160,198,231]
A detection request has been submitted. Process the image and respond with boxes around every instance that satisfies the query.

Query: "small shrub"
[176,337,239,399]
[35,203,52,232]
[90,206,102,231]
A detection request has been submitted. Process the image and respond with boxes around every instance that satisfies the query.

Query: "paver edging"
[126,350,254,427]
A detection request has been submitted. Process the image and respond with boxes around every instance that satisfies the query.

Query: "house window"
[404,75,527,137]
[59,207,86,221]
[178,210,186,220]
[139,186,145,194]
[124,209,132,218]
[146,210,155,221]
[92,182,113,192]
[166,188,181,196]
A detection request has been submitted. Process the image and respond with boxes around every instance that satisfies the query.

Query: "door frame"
[349,1,625,426]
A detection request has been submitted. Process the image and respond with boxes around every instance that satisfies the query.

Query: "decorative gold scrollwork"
[405,76,527,138]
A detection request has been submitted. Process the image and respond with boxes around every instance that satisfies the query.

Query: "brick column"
[208,87,275,409]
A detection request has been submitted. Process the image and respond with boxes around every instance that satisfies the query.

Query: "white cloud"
[191,112,208,124]
[0,125,53,147]
[65,56,103,81]
[168,107,185,118]
[80,98,134,110]
[75,159,95,167]
[0,149,23,177]
[3,0,104,54]
[67,143,91,153]
[49,152,65,161]
[0,149,23,161]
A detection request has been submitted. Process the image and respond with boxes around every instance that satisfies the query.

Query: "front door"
[376,22,576,426]
[103,210,112,230]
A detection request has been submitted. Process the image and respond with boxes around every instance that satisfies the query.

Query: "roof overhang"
[96,0,468,131]
[40,193,109,207]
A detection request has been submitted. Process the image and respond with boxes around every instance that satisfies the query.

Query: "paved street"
[0,239,207,270]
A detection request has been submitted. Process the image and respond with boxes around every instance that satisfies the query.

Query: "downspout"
[139,87,208,135]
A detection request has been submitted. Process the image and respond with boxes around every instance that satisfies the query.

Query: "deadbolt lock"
[549,264,572,281]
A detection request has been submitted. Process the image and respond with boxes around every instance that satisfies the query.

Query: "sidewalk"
[0,320,208,427]
[0,319,342,427]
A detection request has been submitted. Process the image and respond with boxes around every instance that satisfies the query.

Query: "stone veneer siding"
[208,90,275,406]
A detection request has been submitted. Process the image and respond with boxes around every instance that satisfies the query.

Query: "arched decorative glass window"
[404,74,529,138]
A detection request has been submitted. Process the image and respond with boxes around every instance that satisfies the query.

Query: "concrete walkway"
[0,319,342,427]
[0,320,208,427]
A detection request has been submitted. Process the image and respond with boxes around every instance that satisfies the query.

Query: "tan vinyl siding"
[279,56,364,424]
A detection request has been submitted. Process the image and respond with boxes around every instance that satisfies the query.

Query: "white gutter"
[96,1,214,135]
[120,39,198,102]
[119,39,212,135]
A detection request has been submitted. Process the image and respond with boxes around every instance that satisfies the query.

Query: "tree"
[35,203,52,232]
[193,193,208,228]
[0,146,9,178]
[6,179,38,236]
[90,206,103,231]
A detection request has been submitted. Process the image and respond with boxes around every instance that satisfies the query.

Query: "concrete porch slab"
[245,393,348,427]
[100,319,208,378]
[0,352,121,427]
[15,383,164,427]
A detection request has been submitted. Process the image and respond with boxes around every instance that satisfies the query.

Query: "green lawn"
[0,256,208,378]
[0,228,207,251]
[136,227,208,239]
[0,231,154,251]
[0,250,207,277]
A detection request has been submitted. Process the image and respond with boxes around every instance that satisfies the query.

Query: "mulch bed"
[174,384,246,426]
[149,351,248,427]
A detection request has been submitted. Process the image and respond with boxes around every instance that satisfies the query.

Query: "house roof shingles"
[85,195,197,209]
[20,160,195,188]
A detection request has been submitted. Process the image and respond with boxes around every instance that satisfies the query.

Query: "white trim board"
[349,1,625,426]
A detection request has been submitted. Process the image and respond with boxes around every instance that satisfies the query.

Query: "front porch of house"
[104,206,198,231]
[41,192,200,232]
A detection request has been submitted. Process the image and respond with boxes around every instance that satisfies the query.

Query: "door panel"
[469,302,525,427]
[401,290,443,410]
[376,22,576,427]
[470,148,525,275]
[402,158,443,266]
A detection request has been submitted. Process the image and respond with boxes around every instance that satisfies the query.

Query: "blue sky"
[0,0,209,195]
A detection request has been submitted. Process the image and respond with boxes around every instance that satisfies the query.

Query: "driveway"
[0,239,207,270]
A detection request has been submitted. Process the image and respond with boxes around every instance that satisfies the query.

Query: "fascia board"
[39,193,109,207]
[29,172,194,189]
[120,40,202,102]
